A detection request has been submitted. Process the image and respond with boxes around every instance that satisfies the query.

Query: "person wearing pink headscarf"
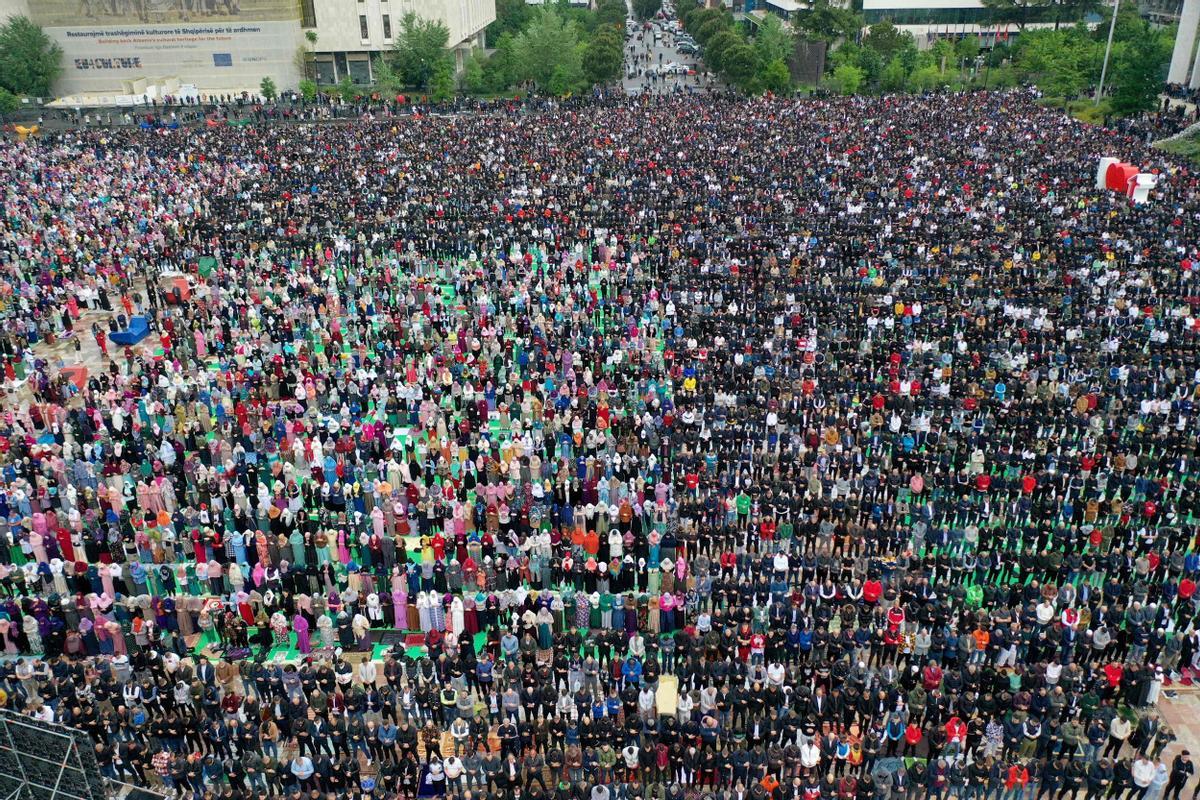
[293,614,311,654]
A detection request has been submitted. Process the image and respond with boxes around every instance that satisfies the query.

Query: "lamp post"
[1095,0,1120,105]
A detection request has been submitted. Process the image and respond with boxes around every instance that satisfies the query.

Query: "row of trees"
[679,2,795,94]
[294,1,627,103]
[474,0,631,95]
[823,5,1170,116]
[471,0,627,96]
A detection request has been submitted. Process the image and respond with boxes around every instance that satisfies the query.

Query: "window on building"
[299,0,316,27]
[359,14,369,39]
[348,57,372,84]
[315,57,336,84]
[382,14,392,39]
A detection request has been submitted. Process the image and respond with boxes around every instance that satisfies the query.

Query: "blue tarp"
[109,316,150,346]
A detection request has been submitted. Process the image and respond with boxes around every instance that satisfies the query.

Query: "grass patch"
[1038,96,1112,124]
[1155,131,1200,162]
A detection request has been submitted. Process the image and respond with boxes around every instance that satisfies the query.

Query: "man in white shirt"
[444,755,464,795]
[1133,754,1156,796]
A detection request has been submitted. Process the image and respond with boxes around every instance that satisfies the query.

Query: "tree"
[696,17,730,45]
[0,88,19,117]
[794,0,862,42]
[595,0,628,30]
[485,33,520,92]
[723,43,759,89]
[488,0,533,46]
[704,29,742,73]
[634,0,663,19]
[1048,0,1100,28]
[907,64,944,91]
[373,57,404,93]
[337,76,358,101]
[584,27,624,85]
[1013,28,1099,99]
[259,77,278,100]
[880,55,907,91]
[685,8,724,34]
[0,16,63,98]
[955,35,980,61]
[297,30,319,81]
[462,51,487,94]
[298,79,318,102]
[1109,24,1170,115]
[981,0,1051,30]
[753,14,794,66]
[390,11,452,90]
[862,22,909,58]
[832,63,865,94]
[549,62,582,95]
[759,58,793,94]
[513,7,584,90]
[430,60,456,102]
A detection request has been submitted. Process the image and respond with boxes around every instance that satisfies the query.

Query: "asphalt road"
[621,3,715,95]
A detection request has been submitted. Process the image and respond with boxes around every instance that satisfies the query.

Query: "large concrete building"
[308,0,494,85]
[0,0,493,99]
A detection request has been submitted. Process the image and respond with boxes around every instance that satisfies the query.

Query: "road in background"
[622,0,714,95]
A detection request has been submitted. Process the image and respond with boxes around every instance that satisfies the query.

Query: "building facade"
[0,0,493,99]
[308,0,494,85]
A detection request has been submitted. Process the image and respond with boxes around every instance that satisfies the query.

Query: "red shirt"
[1104,662,1124,687]
[863,581,883,603]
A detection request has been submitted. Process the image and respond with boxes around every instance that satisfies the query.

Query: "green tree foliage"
[488,0,533,46]
[0,88,19,116]
[0,16,63,98]
[753,14,795,66]
[862,22,910,58]
[880,56,907,91]
[634,0,663,20]
[484,33,520,92]
[298,79,318,101]
[794,0,863,44]
[697,16,731,45]
[595,0,628,29]
[549,62,583,95]
[259,77,278,100]
[982,0,1042,29]
[1048,0,1101,28]
[514,7,585,92]
[832,63,865,94]
[462,51,487,94]
[685,8,726,35]
[1013,28,1099,99]
[704,29,742,73]
[372,57,403,93]
[584,26,624,85]
[430,60,456,102]
[759,59,793,94]
[907,64,944,91]
[390,11,452,90]
[1109,23,1171,115]
[723,43,759,90]
[955,35,981,61]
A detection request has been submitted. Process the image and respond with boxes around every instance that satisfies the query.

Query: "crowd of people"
[0,88,1199,800]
